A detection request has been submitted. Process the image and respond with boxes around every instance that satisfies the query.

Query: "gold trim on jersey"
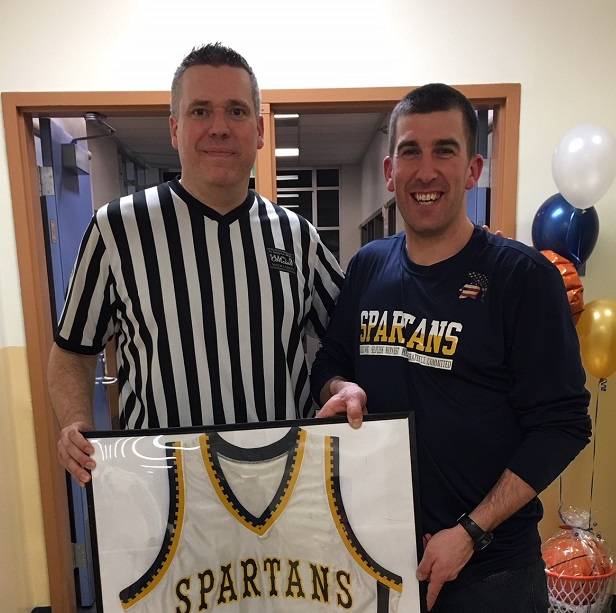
[325,436,403,594]
[199,429,307,536]
[122,444,186,609]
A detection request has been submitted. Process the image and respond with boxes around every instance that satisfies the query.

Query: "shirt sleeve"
[310,253,360,403]
[304,226,344,340]
[504,257,591,493]
[55,214,116,355]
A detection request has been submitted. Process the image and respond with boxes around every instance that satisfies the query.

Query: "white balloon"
[552,123,616,209]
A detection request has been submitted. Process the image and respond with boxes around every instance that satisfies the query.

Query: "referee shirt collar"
[169,179,255,224]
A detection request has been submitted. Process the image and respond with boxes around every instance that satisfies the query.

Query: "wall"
[359,127,392,226]
[0,346,49,610]
[339,164,362,269]
[1,0,616,608]
[539,381,616,550]
[359,125,408,238]
[88,130,121,209]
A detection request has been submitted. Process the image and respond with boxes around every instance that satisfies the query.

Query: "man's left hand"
[316,379,366,428]
[416,525,474,610]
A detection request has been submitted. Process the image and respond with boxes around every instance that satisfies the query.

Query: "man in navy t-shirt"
[312,84,591,612]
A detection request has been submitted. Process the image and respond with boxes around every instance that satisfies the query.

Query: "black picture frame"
[85,413,424,612]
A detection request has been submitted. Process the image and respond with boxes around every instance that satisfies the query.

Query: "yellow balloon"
[577,299,616,379]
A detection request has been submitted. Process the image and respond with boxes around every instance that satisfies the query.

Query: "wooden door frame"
[1,83,519,611]
[262,84,520,235]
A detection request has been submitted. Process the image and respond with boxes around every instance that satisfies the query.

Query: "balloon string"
[587,378,605,530]
[558,474,563,524]
[576,211,583,264]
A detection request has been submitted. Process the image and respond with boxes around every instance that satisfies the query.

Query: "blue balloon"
[531,193,599,267]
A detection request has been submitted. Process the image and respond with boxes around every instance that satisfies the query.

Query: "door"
[38,117,112,608]
[466,108,491,227]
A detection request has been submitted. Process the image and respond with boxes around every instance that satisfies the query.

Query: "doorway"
[2,83,520,612]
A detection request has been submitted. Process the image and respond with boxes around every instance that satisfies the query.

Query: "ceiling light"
[281,204,299,209]
[275,148,299,157]
[274,114,299,120]
[276,175,299,181]
[276,193,299,198]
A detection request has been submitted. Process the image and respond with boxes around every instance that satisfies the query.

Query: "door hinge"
[38,166,55,197]
[72,542,87,568]
[49,218,58,244]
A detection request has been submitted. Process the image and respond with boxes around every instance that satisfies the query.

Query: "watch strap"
[457,513,493,551]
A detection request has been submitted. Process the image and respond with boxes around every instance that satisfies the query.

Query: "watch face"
[475,532,494,551]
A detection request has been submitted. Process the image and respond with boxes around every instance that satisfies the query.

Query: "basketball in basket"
[542,528,615,607]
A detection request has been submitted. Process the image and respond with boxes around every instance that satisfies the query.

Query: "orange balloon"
[577,299,616,379]
[541,250,584,323]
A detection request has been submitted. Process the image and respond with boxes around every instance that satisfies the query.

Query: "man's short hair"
[171,42,261,117]
[388,83,477,158]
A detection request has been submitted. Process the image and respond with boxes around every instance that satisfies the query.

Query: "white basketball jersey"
[120,427,403,611]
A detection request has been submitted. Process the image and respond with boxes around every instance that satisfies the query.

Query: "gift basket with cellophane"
[542,507,615,612]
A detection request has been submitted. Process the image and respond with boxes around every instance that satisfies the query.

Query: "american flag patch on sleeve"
[459,272,488,300]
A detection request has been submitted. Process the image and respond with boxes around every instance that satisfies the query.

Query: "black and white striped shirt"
[56,181,344,428]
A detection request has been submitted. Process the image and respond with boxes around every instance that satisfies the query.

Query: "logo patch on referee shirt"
[266,247,296,274]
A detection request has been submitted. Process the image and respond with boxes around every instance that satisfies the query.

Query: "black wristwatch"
[457,513,493,551]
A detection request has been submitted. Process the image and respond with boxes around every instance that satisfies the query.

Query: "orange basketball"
[542,529,614,606]
[543,530,612,576]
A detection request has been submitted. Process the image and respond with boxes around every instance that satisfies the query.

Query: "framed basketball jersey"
[85,414,423,612]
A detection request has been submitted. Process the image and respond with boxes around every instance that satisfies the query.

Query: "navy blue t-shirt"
[312,226,591,585]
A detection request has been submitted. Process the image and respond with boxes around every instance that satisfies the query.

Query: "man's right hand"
[316,378,367,428]
[416,525,474,610]
[48,343,99,486]
[57,421,96,487]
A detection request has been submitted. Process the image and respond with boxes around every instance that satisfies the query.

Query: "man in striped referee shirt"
[48,43,343,486]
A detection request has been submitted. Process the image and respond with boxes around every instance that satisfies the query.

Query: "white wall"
[2,0,616,346]
[1,1,616,606]
[0,104,24,349]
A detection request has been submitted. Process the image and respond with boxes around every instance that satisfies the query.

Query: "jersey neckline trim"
[200,427,306,536]
[168,179,256,224]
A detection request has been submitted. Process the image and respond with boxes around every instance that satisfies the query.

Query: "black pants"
[430,560,549,613]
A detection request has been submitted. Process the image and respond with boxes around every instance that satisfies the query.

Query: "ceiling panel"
[298,113,386,166]
[94,112,388,170]
[102,116,180,168]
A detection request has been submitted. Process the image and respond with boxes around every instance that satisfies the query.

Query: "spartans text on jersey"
[359,310,462,371]
[173,557,353,610]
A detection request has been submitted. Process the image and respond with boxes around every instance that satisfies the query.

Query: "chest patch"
[266,247,296,274]
[458,271,489,301]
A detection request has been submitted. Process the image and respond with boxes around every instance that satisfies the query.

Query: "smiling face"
[384,109,483,242]
[169,64,264,205]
